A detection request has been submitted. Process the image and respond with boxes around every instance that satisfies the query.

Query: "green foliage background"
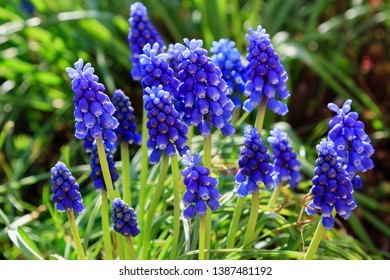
[0,0,389,259]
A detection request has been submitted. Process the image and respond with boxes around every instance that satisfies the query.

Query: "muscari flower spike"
[167,43,181,78]
[139,43,183,113]
[305,139,357,230]
[89,142,119,191]
[66,58,119,143]
[267,128,301,188]
[210,38,246,106]
[112,198,141,237]
[182,151,221,219]
[51,161,84,214]
[235,126,275,197]
[243,25,290,115]
[143,85,189,164]
[173,38,236,137]
[128,2,165,81]
[112,89,142,145]
[327,99,374,187]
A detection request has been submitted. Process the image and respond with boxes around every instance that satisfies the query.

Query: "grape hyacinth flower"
[173,38,236,136]
[305,139,357,230]
[112,89,142,145]
[167,43,181,78]
[182,151,221,219]
[327,99,374,185]
[143,85,189,164]
[51,161,84,214]
[128,2,165,81]
[66,58,119,143]
[243,25,290,115]
[112,198,141,237]
[89,143,119,191]
[267,128,301,188]
[139,43,183,113]
[235,126,275,197]
[210,38,246,106]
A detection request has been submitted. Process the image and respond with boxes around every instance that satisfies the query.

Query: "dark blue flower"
[243,26,290,115]
[328,99,375,184]
[167,43,181,78]
[66,58,119,142]
[51,161,84,214]
[112,89,142,145]
[173,38,236,137]
[305,139,357,230]
[112,198,141,237]
[139,43,183,114]
[143,85,189,164]
[89,142,119,191]
[267,128,301,188]
[210,38,246,106]
[235,125,275,197]
[181,151,221,219]
[128,2,165,81]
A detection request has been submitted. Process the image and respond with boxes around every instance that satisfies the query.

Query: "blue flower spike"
[173,38,236,137]
[327,99,375,185]
[243,26,290,115]
[210,38,246,106]
[128,2,165,81]
[89,142,119,191]
[112,89,142,145]
[66,58,119,143]
[51,161,84,214]
[112,198,141,237]
[139,43,183,113]
[182,150,222,219]
[143,85,189,164]
[235,125,275,197]
[305,139,357,230]
[267,128,301,188]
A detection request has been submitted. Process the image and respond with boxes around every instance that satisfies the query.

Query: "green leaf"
[8,227,44,260]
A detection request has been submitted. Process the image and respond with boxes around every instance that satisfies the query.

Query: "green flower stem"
[170,154,181,259]
[126,236,136,260]
[303,218,326,260]
[235,111,250,127]
[244,99,267,246]
[116,233,126,260]
[137,108,149,250]
[187,125,194,150]
[66,209,86,260]
[203,132,212,259]
[267,184,282,210]
[141,153,169,260]
[226,197,245,248]
[120,141,131,206]
[199,215,206,260]
[96,137,116,201]
[101,190,113,260]
[244,188,260,245]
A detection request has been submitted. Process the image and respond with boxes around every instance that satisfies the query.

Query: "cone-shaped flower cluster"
[51,161,84,214]
[112,198,141,237]
[267,128,301,188]
[89,143,119,191]
[112,89,142,145]
[139,43,182,113]
[144,86,189,164]
[173,38,236,137]
[305,139,357,230]
[210,38,246,106]
[182,151,221,219]
[243,26,290,115]
[128,2,165,81]
[66,58,119,143]
[235,126,275,197]
[327,100,374,185]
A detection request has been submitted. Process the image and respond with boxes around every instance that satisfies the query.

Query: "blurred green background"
[0,0,389,259]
